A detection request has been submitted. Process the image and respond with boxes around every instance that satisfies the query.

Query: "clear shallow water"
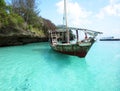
[0,41,120,91]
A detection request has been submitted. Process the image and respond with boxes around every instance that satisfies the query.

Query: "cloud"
[96,0,120,19]
[56,0,92,27]
[110,0,119,4]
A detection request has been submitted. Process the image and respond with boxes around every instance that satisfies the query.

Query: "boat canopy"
[49,27,102,38]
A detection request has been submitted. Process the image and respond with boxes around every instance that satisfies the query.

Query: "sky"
[5,0,120,37]
[40,0,120,37]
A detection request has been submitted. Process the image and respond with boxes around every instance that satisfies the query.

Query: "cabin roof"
[56,28,66,32]
[50,28,66,33]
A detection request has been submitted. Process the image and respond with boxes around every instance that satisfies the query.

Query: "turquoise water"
[0,41,120,91]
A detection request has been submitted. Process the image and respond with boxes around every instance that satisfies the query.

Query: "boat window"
[60,32,62,36]
[53,37,56,39]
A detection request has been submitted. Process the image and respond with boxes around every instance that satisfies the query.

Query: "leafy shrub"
[7,13,24,28]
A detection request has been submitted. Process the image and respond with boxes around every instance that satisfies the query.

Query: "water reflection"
[33,47,72,71]
[24,43,106,90]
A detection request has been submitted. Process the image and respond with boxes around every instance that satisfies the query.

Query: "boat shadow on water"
[32,45,87,69]
[33,47,72,68]
[45,49,87,71]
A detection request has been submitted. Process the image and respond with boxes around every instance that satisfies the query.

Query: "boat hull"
[50,43,93,57]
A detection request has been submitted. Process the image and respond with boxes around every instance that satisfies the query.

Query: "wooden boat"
[49,0,102,57]
[49,27,102,57]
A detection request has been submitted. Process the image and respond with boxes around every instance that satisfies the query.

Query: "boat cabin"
[49,27,100,45]
[49,29,68,44]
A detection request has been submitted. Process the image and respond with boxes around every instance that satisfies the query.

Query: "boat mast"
[64,0,69,43]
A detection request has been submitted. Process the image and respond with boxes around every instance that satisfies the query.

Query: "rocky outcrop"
[0,27,48,47]
[0,34,48,47]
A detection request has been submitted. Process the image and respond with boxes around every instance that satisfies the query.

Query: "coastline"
[0,34,48,47]
[0,25,50,47]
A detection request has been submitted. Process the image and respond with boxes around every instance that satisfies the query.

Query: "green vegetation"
[0,0,75,46]
[0,0,55,37]
[0,0,8,28]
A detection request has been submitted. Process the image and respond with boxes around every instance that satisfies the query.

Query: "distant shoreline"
[100,38,120,41]
[99,36,120,41]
